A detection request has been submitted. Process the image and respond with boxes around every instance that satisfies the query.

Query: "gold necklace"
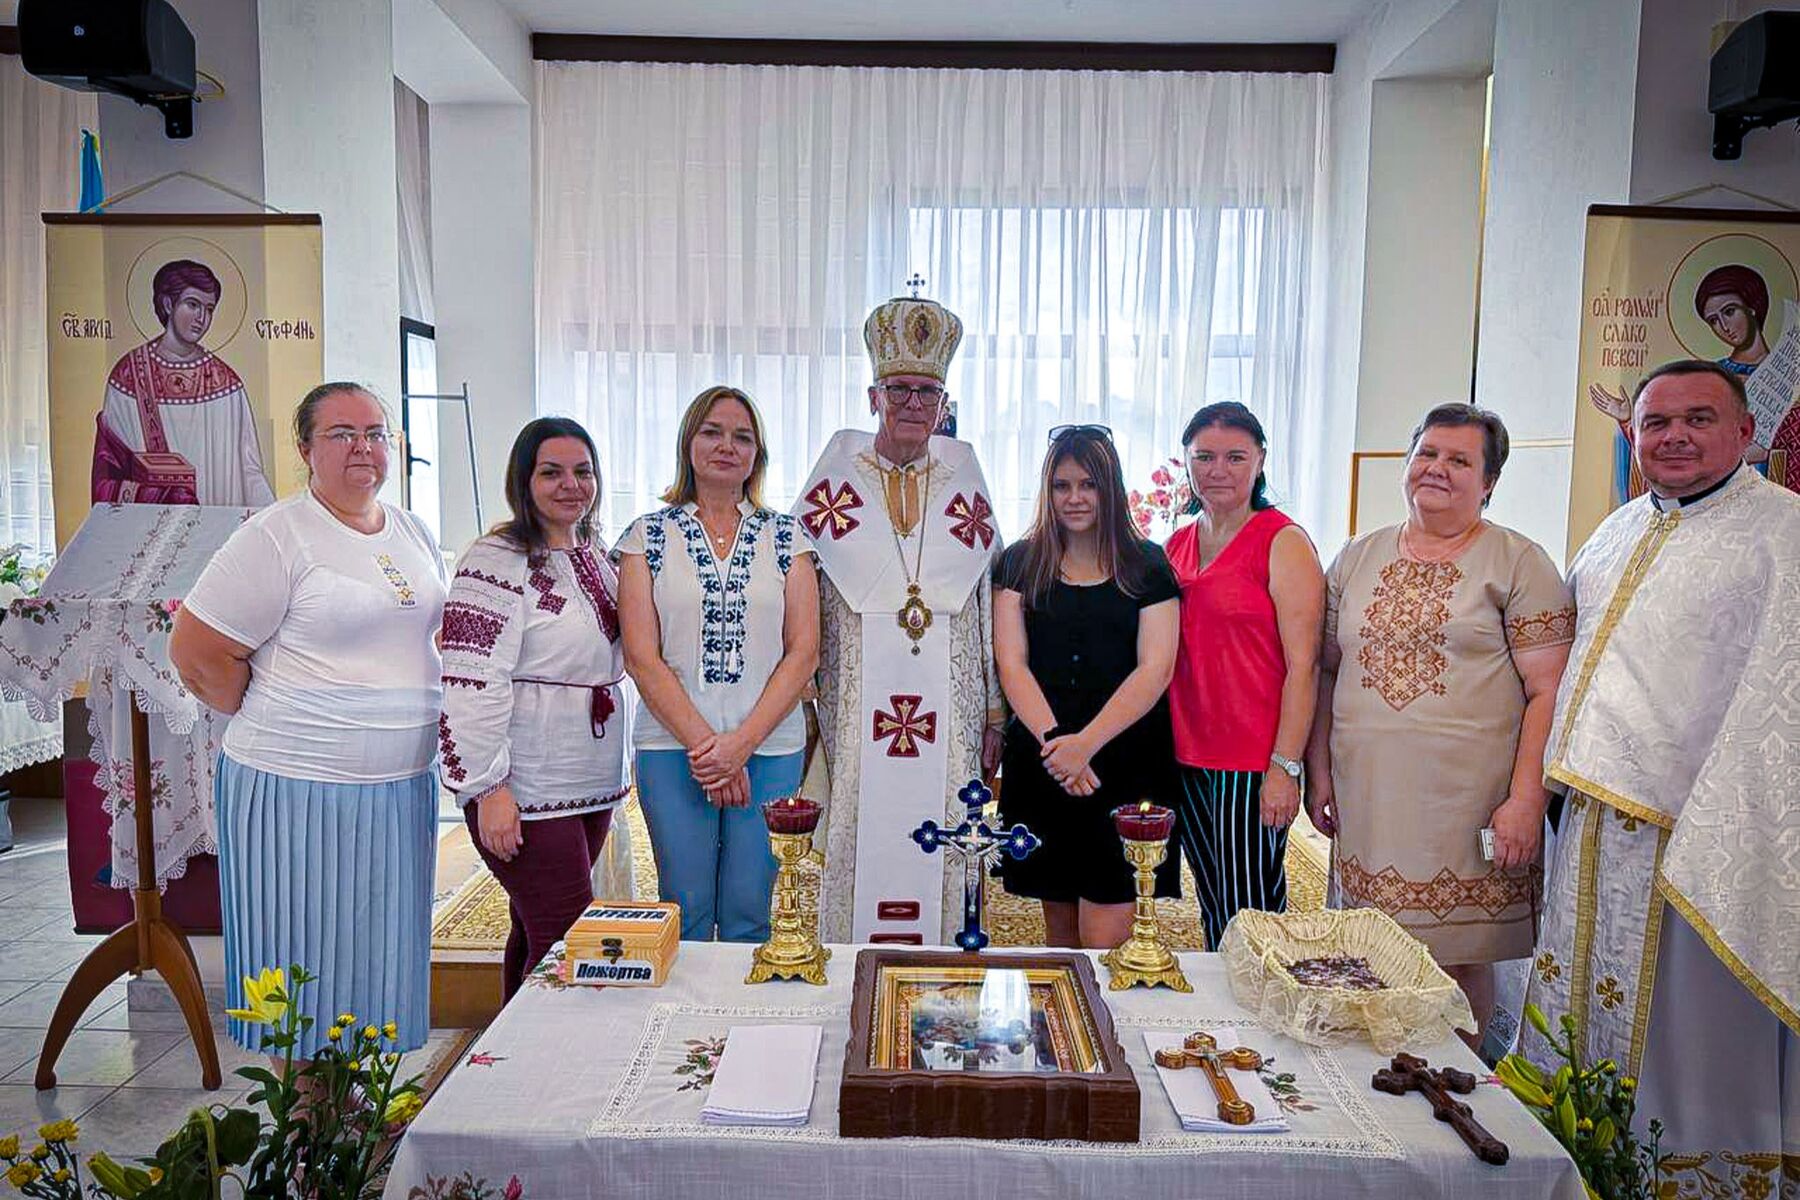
[885,454,934,655]
[697,506,741,554]
[1400,520,1481,563]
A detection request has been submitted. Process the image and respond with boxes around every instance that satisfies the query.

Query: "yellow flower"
[0,1134,17,1158]
[28,1144,48,1162]
[327,1025,344,1043]
[53,1168,71,1184]
[337,1012,356,1026]
[362,1025,380,1042]
[383,1022,399,1041]
[149,1167,163,1184]
[5,1162,41,1187]
[1620,1076,1637,1092]
[36,1119,78,1144]
[384,1052,399,1066]
[348,1059,361,1072]
[1577,1117,1594,1133]
[226,967,289,1026]
[382,1092,424,1124]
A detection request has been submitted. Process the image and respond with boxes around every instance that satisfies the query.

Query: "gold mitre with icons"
[864,281,963,382]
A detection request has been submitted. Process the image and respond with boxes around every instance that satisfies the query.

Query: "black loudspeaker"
[1708,10,1800,160]
[18,0,197,138]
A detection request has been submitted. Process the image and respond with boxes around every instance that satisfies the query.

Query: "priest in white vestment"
[91,258,275,508]
[1524,360,1800,1197]
[796,291,1005,945]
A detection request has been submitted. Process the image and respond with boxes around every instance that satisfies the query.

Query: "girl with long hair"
[991,425,1182,949]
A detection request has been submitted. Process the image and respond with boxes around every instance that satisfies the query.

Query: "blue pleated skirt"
[216,754,435,1056]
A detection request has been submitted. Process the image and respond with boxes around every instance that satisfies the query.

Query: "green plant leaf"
[87,1152,145,1198]
[1593,1116,1616,1151]
[1524,1003,1552,1038]
[1558,1094,1578,1144]
[214,1109,261,1166]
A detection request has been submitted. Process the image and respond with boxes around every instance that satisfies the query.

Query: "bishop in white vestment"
[1523,362,1800,1198]
[797,293,1005,944]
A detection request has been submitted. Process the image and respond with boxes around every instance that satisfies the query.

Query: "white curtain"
[536,61,1331,540]
[0,57,95,554]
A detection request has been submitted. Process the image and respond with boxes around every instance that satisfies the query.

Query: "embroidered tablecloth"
[0,504,254,887]
[385,944,1582,1200]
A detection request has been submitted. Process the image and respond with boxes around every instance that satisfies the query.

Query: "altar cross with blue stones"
[911,779,1040,952]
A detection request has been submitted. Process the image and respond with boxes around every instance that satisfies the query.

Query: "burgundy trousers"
[464,805,614,1000]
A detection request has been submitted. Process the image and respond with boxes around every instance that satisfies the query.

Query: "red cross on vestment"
[872,694,938,758]
[802,479,864,540]
[944,491,995,550]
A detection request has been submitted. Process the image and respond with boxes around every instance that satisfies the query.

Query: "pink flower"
[1150,489,1171,508]
[503,1176,523,1200]
[161,599,181,614]
[1150,466,1172,487]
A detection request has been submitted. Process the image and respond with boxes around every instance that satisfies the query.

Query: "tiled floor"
[0,797,465,1160]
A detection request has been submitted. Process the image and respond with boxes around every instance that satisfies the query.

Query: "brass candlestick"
[747,829,830,985]
[1100,835,1192,991]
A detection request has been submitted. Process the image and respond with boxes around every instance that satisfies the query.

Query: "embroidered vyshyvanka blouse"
[438,534,627,818]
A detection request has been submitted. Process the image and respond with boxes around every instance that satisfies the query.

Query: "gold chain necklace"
[1399,520,1481,563]
[886,455,934,655]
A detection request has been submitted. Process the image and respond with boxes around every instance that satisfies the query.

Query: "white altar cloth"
[0,504,253,886]
[385,944,1582,1200]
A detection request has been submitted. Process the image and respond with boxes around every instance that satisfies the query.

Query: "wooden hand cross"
[1164,1032,1266,1126]
[1371,1053,1510,1165]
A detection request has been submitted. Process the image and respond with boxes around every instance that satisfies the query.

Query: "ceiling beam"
[531,34,1335,72]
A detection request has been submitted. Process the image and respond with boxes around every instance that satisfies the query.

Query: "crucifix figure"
[906,271,927,298]
[1372,1053,1510,1165]
[911,779,1039,951]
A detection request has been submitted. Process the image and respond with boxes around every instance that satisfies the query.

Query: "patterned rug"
[432,793,1328,952]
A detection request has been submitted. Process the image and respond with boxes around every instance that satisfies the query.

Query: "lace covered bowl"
[1219,908,1476,1055]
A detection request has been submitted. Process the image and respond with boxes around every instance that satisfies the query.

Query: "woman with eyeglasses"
[438,417,627,1000]
[171,382,446,1061]
[992,425,1182,949]
[1165,401,1325,950]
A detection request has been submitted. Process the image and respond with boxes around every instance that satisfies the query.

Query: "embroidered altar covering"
[382,942,1583,1200]
[0,504,256,887]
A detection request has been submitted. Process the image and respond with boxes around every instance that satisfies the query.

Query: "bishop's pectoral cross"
[1371,1053,1510,1165]
[911,779,1039,952]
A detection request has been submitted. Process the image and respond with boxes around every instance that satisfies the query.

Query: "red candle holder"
[1111,802,1175,842]
[763,796,822,835]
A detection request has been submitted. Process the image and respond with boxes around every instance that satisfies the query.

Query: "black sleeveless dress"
[992,543,1182,905]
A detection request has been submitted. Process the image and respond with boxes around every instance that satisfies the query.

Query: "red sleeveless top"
[1165,508,1295,771]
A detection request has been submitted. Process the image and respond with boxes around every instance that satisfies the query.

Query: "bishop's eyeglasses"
[876,383,948,410]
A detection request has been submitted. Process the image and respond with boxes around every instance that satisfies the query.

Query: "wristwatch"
[1269,752,1304,783]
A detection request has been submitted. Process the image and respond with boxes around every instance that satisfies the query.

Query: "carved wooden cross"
[1160,1031,1265,1125]
[1371,1053,1510,1165]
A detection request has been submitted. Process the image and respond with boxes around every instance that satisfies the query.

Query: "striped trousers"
[1174,766,1287,950]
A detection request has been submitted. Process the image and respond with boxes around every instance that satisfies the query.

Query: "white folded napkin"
[700,1024,824,1127]
[1143,1028,1290,1133]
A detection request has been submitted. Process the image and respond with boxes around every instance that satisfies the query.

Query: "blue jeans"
[634,749,804,942]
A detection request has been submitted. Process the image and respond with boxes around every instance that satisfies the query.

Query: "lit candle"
[1112,800,1175,842]
[762,795,822,835]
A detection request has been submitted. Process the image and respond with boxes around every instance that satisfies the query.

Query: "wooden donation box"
[564,901,681,987]
[841,949,1140,1141]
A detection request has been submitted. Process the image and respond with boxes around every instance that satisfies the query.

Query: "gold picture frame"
[841,949,1139,1140]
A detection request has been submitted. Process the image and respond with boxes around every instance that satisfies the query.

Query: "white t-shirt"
[613,501,814,756]
[183,489,447,783]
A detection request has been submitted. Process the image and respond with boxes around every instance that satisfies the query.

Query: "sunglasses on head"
[1048,423,1113,444]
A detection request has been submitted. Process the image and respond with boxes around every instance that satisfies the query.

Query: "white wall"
[428,103,534,555]
[1471,0,1642,563]
[258,0,402,406]
[1354,77,1487,453]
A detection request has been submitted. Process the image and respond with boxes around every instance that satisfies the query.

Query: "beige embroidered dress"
[1323,522,1574,965]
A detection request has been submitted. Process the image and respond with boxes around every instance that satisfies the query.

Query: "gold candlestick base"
[1100,836,1192,992]
[747,829,831,986]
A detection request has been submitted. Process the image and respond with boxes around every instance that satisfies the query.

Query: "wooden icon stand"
[36,696,220,1090]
